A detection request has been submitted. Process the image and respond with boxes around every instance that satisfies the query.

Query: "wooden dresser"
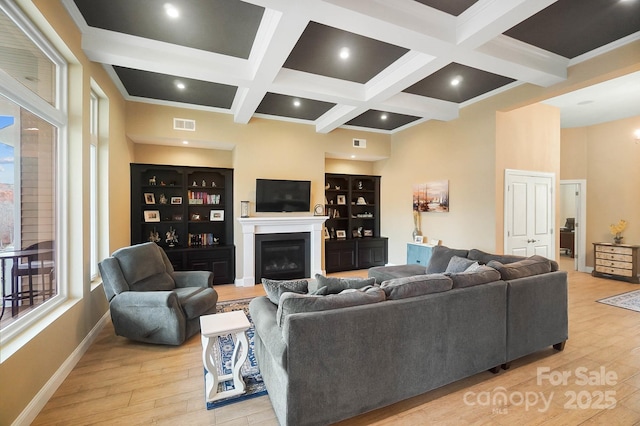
[592,243,640,284]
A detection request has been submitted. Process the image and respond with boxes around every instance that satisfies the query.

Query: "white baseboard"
[13,312,110,426]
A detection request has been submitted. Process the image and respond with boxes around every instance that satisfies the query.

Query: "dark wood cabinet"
[324,173,387,272]
[130,164,235,284]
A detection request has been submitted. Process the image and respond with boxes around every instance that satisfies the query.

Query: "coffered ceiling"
[63,0,640,135]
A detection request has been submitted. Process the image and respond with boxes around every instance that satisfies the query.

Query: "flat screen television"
[256,179,311,213]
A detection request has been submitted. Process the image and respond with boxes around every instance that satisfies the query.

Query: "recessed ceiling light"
[164,3,179,18]
[339,47,350,60]
[450,77,462,86]
[577,100,594,105]
[350,155,356,159]
[25,127,39,131]
[182,140,189,145]
[293,99,301,107]
[381,113,388,120]
[175,81,186,90]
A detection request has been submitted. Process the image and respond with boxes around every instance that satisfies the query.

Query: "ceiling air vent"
[353,138,366,148]
[173,118,196,131]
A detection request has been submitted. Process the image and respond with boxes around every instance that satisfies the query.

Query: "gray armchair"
[98,242,218,345]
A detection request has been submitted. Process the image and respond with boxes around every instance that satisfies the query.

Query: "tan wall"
[495,103,562,254]
[0,1,131,425]
[128,103,392,281]
[584,115,640,265]
[560,127,588,180]
[325,158,375,175]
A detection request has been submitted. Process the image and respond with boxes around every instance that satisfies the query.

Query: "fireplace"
[237,216,328,287]
[255,232,310,281]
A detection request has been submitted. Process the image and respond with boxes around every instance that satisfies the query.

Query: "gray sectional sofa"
[249,246,568,426]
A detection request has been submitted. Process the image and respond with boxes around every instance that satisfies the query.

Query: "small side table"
[200,310,251,402]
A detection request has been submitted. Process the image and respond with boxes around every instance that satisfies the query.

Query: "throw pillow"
[314,274,376,294]
[487,255,552,280]
[445,256,476,273]
[464,262,481,272]
[262,278,309,304]
[380,274,452,300]
[309,286,329,296]
[447,265,501,288]
[425,246,469,274]
[276,287,386,327]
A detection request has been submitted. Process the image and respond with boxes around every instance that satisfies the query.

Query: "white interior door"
[505,170,555,258]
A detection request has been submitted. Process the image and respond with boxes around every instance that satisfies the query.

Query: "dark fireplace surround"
[255,232,310,282]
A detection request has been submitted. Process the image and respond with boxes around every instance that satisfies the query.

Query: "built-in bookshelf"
[324,173,387,272]
[130,164,234,284]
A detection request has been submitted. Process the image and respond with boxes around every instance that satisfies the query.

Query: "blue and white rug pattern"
[597,289,640,313]
[206,298,267,410]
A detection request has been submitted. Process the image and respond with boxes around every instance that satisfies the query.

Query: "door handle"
[527,239,538,243]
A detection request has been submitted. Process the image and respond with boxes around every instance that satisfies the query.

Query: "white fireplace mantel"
[236,216,328,287]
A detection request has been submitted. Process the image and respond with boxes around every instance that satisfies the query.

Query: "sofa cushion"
[445,256,476,273]
[487,255,552,280]
[276,287,386,327]
[467,249,525,265]
[380,274,452,300]
[174,287,218,319]
[113,242,176,292]
[368,264,427,284]
[315,274,376,294]
[262,279,309,304]
[309,286,329,295]
[446,265,501,288]
[426,246,470,274]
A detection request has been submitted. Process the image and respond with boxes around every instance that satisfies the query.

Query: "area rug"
[205,297,267,410]
[597,290,640,313]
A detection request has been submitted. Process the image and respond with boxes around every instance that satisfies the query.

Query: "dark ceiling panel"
[283,22,409,84]
[504,0,640,58]
[256,93,336,121]
[114,66,237,109]
[404,63,515,103]
[73,0,264,59]
[413,0,480,16]
[346,110,421,131]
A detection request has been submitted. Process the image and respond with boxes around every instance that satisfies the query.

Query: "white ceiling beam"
[456,0,557,48]
[380,93,459,122]
[82,29,251,86]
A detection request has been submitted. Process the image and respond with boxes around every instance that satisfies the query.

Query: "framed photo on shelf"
[324,228,330,239]
[170,196,182,205]
[363,229,373,237]
[210,210,225,221]
[191,213,201,221]
[144,210,160,222]
[144,193,155,204]
[337,195,346,205]
[414,235,424,243]
[172,213,183,221]
[336,230,346,239]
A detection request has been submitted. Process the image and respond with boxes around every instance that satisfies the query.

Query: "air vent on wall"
[353,138,366,148]
[173,118,196,131]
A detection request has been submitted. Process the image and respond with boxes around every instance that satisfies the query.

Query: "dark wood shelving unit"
[131,163,235,284]
[324,173,387,273]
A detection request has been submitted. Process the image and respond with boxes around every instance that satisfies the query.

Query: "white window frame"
[0,0,68,344]
[89,91,98,279]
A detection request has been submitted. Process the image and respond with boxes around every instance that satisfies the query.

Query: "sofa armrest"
[249,296,288,369]
[108,291,187,345]
[173,270,213,288]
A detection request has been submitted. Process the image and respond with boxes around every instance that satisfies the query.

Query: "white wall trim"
[12,312,110,426]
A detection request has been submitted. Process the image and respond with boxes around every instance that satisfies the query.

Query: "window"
[89,91,98,278]
[0,2,65,332]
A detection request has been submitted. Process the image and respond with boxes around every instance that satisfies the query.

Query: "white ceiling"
[543,70,640,128]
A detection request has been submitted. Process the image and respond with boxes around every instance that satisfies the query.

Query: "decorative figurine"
[159,193,168,204]
[165,227,178,247]
[149,176,157,185]
[358,181,363,189]
[211,181,217,188]
[202,179,206,187]
[192,181,197,187]
[148,228,160,243]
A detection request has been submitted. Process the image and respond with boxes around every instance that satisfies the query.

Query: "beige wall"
[0,1,131,425]
[128,102,392,281]
[561,115,640,266]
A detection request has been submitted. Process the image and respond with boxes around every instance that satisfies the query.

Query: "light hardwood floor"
[32,258,640,425]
